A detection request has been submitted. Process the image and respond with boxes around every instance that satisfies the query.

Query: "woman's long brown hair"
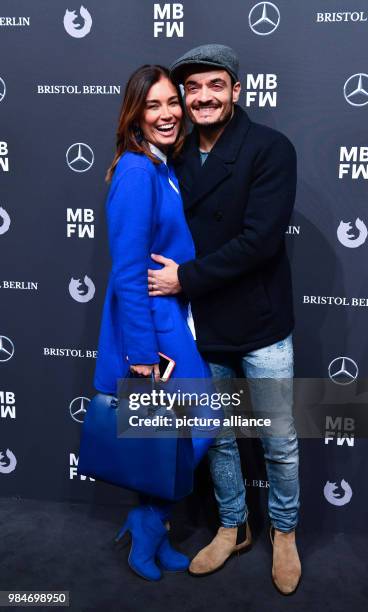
[105,65,186,183]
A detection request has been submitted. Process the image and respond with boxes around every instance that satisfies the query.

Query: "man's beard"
[191,104,233,133]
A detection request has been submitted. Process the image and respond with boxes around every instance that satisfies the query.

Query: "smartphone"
[158,352,176,382]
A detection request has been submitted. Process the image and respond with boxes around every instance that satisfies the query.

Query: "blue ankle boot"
[156,529,190,572]
[115,506,167,581]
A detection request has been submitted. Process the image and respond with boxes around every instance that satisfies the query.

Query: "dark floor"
[1,496,367,612]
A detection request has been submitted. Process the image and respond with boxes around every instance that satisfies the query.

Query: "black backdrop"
[1,1,368,535]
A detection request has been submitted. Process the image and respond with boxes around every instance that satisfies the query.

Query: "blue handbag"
[77,374,194,501]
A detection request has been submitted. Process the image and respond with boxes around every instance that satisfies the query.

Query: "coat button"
[214,211,223,221]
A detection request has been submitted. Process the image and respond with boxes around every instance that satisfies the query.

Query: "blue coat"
[93,150,211,394]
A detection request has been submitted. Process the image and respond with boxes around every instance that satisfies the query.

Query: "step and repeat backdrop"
[1,1,367,533]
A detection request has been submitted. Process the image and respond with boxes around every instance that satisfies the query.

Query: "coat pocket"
[150,296,174,333]
[255,273,272,316]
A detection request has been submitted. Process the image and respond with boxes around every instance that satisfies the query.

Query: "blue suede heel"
[156,532,190,571]
[115,506,167,581]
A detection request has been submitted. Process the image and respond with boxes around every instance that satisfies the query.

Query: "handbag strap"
[112,370,156,404]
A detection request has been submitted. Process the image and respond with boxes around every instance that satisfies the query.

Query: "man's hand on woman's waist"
[148,253,182,296]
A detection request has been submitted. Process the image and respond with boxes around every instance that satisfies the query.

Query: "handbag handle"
[108,370,156,409]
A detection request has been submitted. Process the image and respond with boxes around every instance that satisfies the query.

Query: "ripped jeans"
[206,333,300,533]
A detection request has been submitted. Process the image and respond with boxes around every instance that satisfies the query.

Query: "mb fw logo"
[154,3,184,37]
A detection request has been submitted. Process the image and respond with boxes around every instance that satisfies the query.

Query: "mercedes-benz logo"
[0,78,6,102]
[328,357,358,385]
[66,143,94,172]
[0,335,15,362]
[344,74,368,107]
[69,396,90,423]
[249,2,280,36]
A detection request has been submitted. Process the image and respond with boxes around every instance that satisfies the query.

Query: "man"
[148,44,301,594]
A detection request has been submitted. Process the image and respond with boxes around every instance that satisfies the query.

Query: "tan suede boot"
[270,526,301,595]
[189,523,252,576]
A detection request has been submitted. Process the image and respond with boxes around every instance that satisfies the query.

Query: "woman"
[93,65,217,581]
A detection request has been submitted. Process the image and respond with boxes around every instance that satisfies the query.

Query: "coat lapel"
[175,105,251,211]
[174,132,200,206]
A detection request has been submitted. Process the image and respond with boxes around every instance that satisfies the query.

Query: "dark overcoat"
[175,104,297,353]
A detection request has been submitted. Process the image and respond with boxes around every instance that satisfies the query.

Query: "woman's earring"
[133,125,143,143]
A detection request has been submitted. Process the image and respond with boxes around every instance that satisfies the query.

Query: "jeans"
[207,333,300,533]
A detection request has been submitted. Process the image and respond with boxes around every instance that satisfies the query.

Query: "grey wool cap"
[170,43,239,84]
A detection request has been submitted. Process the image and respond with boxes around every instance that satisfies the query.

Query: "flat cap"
[170,43,239,84]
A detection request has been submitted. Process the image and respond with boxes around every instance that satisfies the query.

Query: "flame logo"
[63,6,92,38]
[0,206,11,235]
[0,449,17,474]
[337,218,368,248]
[69,275,95,302]
[323,479,353,506]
